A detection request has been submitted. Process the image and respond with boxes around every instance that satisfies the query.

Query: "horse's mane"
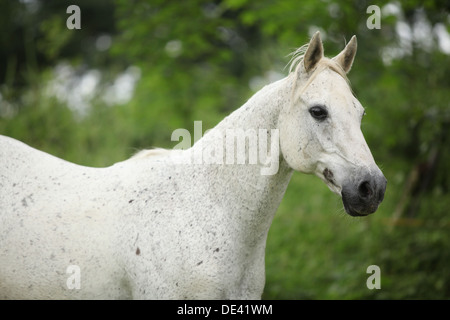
[287,43,309,74]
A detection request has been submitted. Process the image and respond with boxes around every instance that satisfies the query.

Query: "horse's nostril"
[358,181,373,199]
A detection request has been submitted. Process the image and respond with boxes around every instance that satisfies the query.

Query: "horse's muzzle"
[341,171,387,217]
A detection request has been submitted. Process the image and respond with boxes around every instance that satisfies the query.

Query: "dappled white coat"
[0,32,385,299]
[0,75,293,299]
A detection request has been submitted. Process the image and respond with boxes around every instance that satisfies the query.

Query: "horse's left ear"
[333,35,357,73]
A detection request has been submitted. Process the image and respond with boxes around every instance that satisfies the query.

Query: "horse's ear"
[333,35,357,73]
[303,31,323,73]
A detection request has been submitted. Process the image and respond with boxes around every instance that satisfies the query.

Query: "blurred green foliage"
[0,0,449,299]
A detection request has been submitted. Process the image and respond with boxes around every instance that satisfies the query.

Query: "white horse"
[0,32,386,299]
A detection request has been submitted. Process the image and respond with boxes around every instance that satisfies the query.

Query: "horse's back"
[0,135,129,299]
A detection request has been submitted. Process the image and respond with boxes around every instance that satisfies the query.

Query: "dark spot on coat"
[129,199,134,203]
[323,168,339,188]
[196,261,203,266]
[323,168,334,183]
[136,247,140,255]
[214,248,220,253]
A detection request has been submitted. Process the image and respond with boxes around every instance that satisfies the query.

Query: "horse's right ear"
[303,31,323,73]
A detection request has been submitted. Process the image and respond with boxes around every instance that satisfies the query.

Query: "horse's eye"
[309,105,328,121]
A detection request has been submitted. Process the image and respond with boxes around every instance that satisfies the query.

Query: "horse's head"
[279,32,386,216]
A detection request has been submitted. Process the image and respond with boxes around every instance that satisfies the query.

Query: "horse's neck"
[190,75,294,236]
[218,76,293,132]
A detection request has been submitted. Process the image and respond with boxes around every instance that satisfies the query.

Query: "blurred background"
[0,0,449,299]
